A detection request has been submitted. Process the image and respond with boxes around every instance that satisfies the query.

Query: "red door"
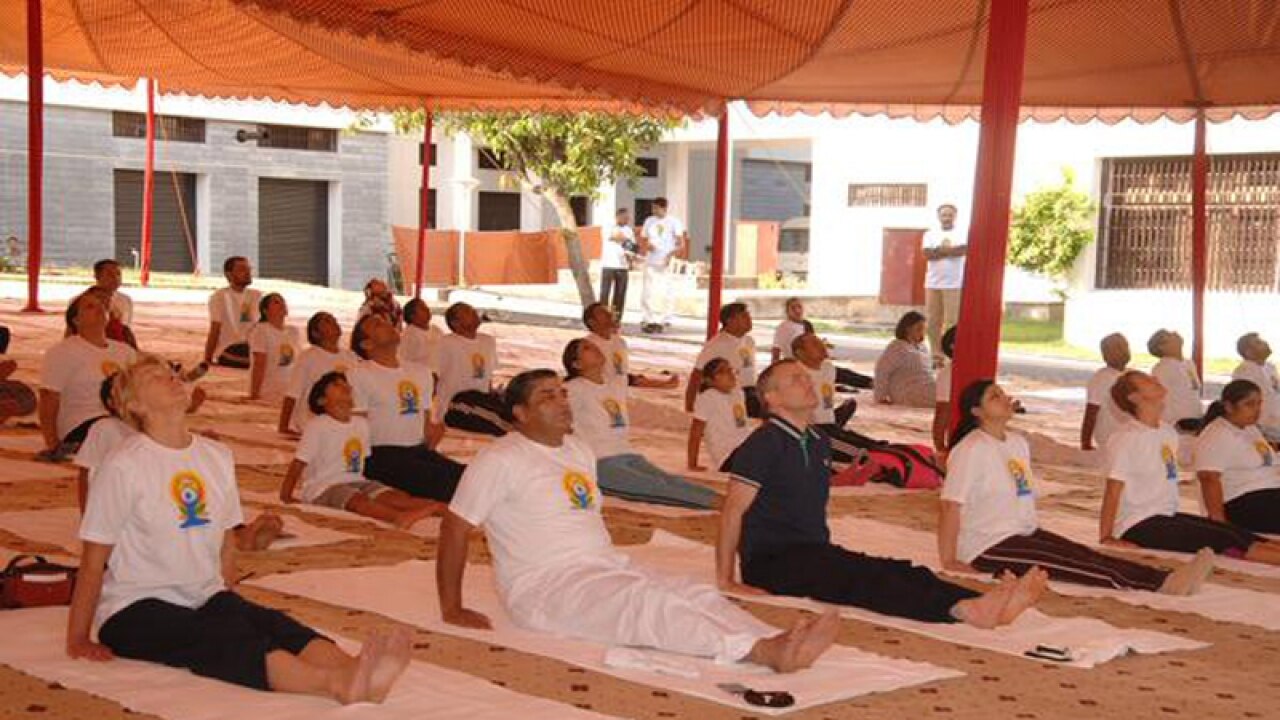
[879,228,927,306]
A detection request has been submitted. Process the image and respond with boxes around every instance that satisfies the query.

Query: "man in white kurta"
[435,370,837,670]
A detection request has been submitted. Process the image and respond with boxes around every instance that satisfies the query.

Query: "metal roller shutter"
[258,178,328,286]
[114,170,197,273]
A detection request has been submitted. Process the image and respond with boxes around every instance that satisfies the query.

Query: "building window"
[477,148,506,170]
[848,183,928,208]
[418,142,438,166]
[478,191,522,231]
[112,112,205,143]
[258,124,337,152]
[1097,153,1280,291]
[416,188,438,229]
[637,157,660,178]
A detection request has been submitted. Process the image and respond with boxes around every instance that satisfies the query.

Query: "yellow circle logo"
[562,471,596,510]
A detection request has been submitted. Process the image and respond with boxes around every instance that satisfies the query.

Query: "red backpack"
[831,443,943,489]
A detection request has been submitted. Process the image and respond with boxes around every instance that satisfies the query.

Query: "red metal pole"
[23,0,43,313]
[950,0,1030,413]
[706,107,730,340]
[1190,109,1208,378]
[415,110,433,298]
[140,77,156,286]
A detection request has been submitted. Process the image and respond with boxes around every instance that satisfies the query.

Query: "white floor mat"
[624,531,1206,669]
[0,607,620,720]
[249,560,963,714]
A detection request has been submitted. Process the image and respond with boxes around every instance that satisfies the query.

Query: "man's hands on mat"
[443,607,493,630]
[67,638,114,661]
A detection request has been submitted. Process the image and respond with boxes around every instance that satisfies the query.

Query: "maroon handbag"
[1,555,77,609]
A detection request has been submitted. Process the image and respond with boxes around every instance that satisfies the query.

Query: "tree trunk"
[545,188,596,308]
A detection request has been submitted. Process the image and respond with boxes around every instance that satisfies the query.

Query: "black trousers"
[1225,488,1280,533]
[599,268,629,318]
[1122,512,1259,556]
[973,529,1168,592]
[444,390,511,436]
[742,542,979,624]
[365,444,465,501]
[815,423,874,464]
[99,591,322,691]
[63,415,104,446]
[835,365,873,390]
[0,325,9,354]
[743,385,762,419]
[216,342,251,369]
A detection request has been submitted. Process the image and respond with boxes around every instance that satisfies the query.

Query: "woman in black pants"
[1195,379,1280,533]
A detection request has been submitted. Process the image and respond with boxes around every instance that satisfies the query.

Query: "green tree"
[392,110,680,307]
[1008,168,1097,287]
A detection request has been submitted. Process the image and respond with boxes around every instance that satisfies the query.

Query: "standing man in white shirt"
[921,203,966,363]
[599,208,635,320]
[203,256,262,369]
[639,197,688,334]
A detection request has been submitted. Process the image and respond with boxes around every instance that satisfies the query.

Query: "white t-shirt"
[601,224,634,270]
[922,226,967,290]
[248,323,302,401]
[772,320,807,359]
[73,417,136,483]
[695,331,758,387]
[936,362,952,403]
[584,332,629,387]
[400,324,444,370]
[284,346,359,432]
[565,377,632,460]
[805,361,838,425]
[1104,420,1182,535]
[39,336,137,439]
[692,387,753,468]
[208,287,262,357]
[435,333,499,419]
[349,360,434,448]
[942,430,1039,563]
[1152,357,1202,423]
[1194,417,1280,503]
[641,215,685,267]
[1085,366,1126,449]
[1232,360,1280,428]
[449,433,613,598]
[108,292,133,326]
[295,414,371,503]
[80,434,243,626]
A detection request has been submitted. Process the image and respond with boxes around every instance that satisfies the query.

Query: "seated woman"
[1101,371,1280,565]
[940,379,1212,595]
[1195,379,1280,533]
[873,311,935,408]
[66,356,410,704]
[563,339,718,509]
[1149,329,1203,431]
[248,293,301,402]
[279,312,358,436]
[281,372,441,529]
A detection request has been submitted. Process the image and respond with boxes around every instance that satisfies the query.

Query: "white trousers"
[505,553,774,664]
[641,264,672,325]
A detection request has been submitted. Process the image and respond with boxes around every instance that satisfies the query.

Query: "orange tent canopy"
[2,0,1278,120]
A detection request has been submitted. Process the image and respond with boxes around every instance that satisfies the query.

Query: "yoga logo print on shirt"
[738,345,752,369]
[1187,366,1200,390]
[397,380,422,416]
[732,403,747,428]
[100,360,121,377]
[612,351,625,375]
[1255,440,1274,467]
[279,344,295,367]
[239,301,251,323]
[170,471,212,529]
[821,382,834,409]
[562,471,597,510]
[602,398,627,428]
[1007,458,1032,497]
[1161,444,1178,482]
[470,352,487,380]
[343,437,364,473]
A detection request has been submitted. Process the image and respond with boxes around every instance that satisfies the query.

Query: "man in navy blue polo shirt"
[715,360,1047,628]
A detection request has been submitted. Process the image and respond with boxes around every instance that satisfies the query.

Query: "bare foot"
[998,567,1047,625]
[331,634,381,704]
[252,513,286,550]
[1160,548,1215,595]
[369,627,412,703]
[393,505,438,530]
[750,609,841,673]
[953,574,1016,629]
